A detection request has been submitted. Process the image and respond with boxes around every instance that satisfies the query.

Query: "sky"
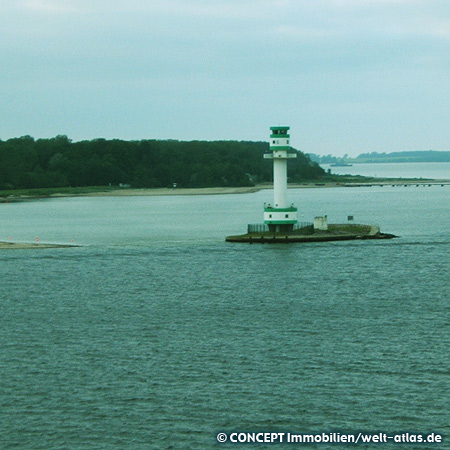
[1,0,449,156]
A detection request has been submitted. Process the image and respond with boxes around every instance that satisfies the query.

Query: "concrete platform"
[226,224,397,244]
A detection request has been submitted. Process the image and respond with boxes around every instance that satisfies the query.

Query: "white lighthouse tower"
[263,126,298,232]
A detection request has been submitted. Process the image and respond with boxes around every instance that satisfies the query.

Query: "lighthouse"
[263,126,298,232]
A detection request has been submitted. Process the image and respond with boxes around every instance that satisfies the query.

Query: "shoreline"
[44,180,450,197]
[1,180,449,202]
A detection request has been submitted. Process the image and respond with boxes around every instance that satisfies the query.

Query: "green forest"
[0,135,325,190]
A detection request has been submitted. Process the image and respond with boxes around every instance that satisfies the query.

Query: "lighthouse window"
[272,140,275,144]
[269,214,272,218]
[287,140,289,144]
[285,214,289,218]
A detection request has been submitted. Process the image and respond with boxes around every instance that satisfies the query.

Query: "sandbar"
[0,242,78,249]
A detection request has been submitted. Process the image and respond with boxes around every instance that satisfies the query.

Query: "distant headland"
[309,150,450,165]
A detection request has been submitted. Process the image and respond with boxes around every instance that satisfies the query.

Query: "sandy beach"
[72,186,262,197]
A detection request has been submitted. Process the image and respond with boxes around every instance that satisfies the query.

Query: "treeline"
[0,135,325,190]
[309,150,450,164]
[353,151,450,163]
[308,153,349,164]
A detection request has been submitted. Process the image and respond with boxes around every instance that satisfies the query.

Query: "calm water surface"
[1,184,449,449]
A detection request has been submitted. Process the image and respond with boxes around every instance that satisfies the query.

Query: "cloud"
[273,25,334,39]
[22,0,78,14]
[416,18,450,39]
[14,0,275,19]
[323,0,424,7]
[1,0,449,149]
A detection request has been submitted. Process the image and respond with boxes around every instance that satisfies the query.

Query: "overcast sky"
[1,0,449,155]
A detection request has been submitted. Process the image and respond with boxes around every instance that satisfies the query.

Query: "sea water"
[1,184,449,449]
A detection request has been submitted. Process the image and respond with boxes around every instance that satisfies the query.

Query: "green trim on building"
[270,134,290,139]
[270,126,290,131]
[264,220,298,225]
[264,207,297,212]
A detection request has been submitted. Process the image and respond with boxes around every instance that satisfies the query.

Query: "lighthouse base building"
[263,126,298,232]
